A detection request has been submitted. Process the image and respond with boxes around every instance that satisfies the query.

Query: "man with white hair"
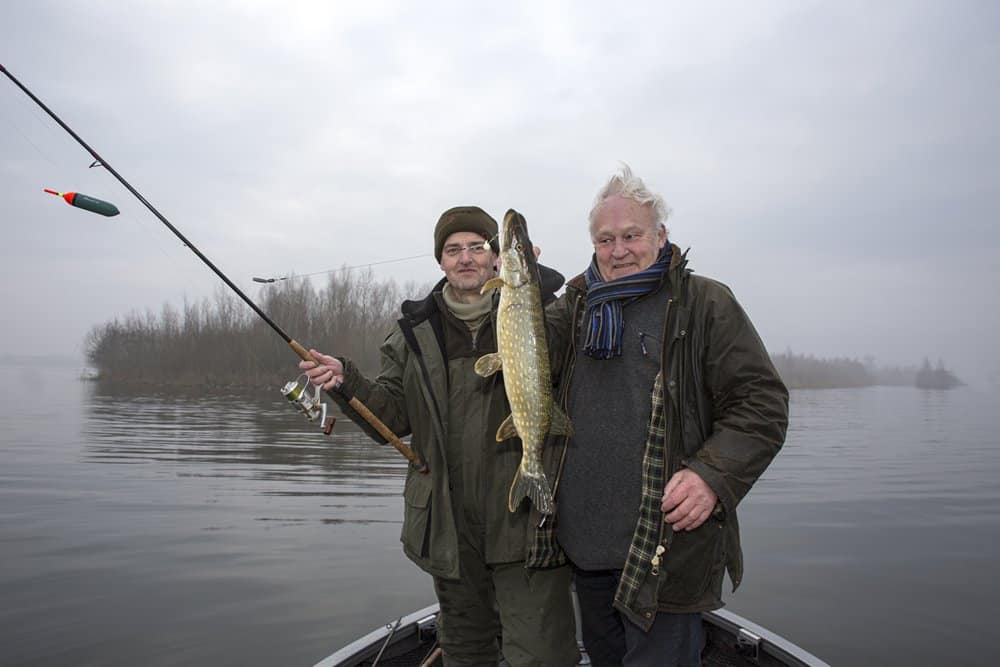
[536,165,789,666]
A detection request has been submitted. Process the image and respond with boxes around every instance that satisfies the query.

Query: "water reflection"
[5,367,1000,666]
[82,382,409,525]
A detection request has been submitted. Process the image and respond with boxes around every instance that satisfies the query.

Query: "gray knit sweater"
[556,280,670,570]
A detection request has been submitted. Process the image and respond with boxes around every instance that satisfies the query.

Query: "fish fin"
[508,469,554,515]
[474,353,503,377]
[495,413,518,441]
[548,405,574,436]
[480,277,505,294]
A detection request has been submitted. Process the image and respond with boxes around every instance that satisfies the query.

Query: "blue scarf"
[582,245,672,359]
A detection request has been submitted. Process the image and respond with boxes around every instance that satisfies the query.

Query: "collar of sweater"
[441,283,492,326]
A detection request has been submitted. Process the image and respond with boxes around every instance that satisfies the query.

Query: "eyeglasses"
[442,242,490,258]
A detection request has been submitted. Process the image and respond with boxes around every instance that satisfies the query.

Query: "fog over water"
[2,2,998,383]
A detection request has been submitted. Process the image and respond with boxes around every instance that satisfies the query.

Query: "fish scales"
[475,209,572,515]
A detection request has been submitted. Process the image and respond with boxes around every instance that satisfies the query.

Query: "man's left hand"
[661,469,718,532]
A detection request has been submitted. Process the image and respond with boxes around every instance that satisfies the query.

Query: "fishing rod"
[1,63,426,473]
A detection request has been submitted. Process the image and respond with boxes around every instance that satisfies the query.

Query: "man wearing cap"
[300,206,578,666]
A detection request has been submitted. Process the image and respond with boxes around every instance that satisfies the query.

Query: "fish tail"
[509,469,554,515]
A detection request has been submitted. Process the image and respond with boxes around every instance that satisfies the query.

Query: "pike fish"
[475,209,572,515]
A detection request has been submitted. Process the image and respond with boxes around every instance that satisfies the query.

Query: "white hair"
[588,163,672,235]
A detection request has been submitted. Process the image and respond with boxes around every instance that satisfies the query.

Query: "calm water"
[1,364,999,666]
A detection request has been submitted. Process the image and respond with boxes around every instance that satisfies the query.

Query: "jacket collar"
[400,277,448,326]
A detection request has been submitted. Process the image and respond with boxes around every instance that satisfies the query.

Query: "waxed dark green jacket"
[332,269,565,580]
[536,245,788,624]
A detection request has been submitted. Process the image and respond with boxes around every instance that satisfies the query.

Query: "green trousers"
[433,533,578,667]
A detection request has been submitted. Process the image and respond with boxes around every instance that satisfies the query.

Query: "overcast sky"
[2,1,998,383]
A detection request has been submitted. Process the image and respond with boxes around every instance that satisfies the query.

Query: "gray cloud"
[2,1,997,382]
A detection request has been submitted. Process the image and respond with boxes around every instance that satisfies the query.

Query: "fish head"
[498,209,539,286]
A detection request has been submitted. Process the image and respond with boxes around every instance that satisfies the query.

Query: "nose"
[611,237,630,257]
[456,249,477,263]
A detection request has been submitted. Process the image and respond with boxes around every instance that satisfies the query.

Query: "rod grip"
[345,395,427,472]
[289,339,313,362]
[290,339,428,473]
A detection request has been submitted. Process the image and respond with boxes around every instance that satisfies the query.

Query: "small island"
[771,351,964,390]
[914,358,963,390]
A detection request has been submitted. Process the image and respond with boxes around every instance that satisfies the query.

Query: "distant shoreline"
[2,342,968,394]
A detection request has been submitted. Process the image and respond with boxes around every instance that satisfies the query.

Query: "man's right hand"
[299,349,345,390]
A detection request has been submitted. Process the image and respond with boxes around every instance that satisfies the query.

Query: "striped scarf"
[582,246,672,359]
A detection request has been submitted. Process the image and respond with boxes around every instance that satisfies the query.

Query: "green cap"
[434,206,498,261]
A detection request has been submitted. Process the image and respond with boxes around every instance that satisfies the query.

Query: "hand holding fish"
[300,349,345,390]
[661,468,718,532]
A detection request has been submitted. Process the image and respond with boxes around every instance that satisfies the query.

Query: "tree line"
[84,275,956,391]
[84,270,432,386]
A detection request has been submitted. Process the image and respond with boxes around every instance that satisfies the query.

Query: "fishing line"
[0,101,63,171]
[1,84,173,255]
[1,63,427,474]
[252,252,431,283]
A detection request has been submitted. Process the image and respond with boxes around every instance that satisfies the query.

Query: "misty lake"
[1,364,999,666]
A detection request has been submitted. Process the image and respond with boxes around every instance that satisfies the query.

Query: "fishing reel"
[281,374,336,435]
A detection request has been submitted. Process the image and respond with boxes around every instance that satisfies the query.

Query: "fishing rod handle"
[289,339,428,473]
[341,392,428,473]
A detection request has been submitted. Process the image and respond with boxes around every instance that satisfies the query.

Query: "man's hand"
[661,468,718,532]
[299,349,345,391]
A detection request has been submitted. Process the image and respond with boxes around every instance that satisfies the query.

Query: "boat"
[312,602,829,667]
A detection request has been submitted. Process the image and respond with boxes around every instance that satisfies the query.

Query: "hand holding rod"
[2,63,425,473]
[288,341,426,472]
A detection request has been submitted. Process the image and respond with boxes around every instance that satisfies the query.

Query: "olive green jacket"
[536,246,789,627]
[332,271,565,580]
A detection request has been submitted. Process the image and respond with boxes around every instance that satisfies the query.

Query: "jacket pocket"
[659,515,725,606]
[402,472,433,558]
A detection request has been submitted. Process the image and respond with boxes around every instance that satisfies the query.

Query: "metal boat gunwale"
[312,604,439,667]
[708,608,830,667]
[311,603,830,667]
